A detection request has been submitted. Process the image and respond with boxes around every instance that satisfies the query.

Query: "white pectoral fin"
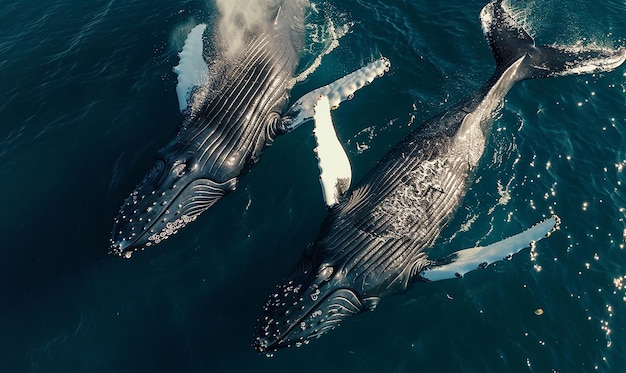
[283,57,391,132]
[173,24,209,112]
[421,216,560,282]
[313,96,352,207]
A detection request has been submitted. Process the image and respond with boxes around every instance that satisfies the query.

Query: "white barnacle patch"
[310,288,321,301]
[148,214,194,244]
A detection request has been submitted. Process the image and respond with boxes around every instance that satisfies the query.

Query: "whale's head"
[110,152,236,257]
[253,250,380,354]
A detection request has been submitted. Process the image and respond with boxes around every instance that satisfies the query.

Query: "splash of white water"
[214,0,287,56]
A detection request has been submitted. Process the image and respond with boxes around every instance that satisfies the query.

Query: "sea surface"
[2,0,626,372]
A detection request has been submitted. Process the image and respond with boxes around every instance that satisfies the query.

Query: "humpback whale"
[110,0,390,257]
[253,0,626,354]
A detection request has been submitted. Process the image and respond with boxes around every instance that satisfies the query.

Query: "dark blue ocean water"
[2,0,626,372]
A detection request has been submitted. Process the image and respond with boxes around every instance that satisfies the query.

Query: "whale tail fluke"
[482,0,626,80]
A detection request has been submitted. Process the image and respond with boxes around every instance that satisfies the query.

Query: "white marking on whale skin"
[313,96,352,207]
[285,57,391,131]
[370,156,450,241]
[173,24,209,112]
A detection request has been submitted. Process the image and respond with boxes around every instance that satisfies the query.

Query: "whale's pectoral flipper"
[312,95,352,207]
[482,0,626,79]
[173,24,210,113]
[420,216,560,282]
[282,57,391,132]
